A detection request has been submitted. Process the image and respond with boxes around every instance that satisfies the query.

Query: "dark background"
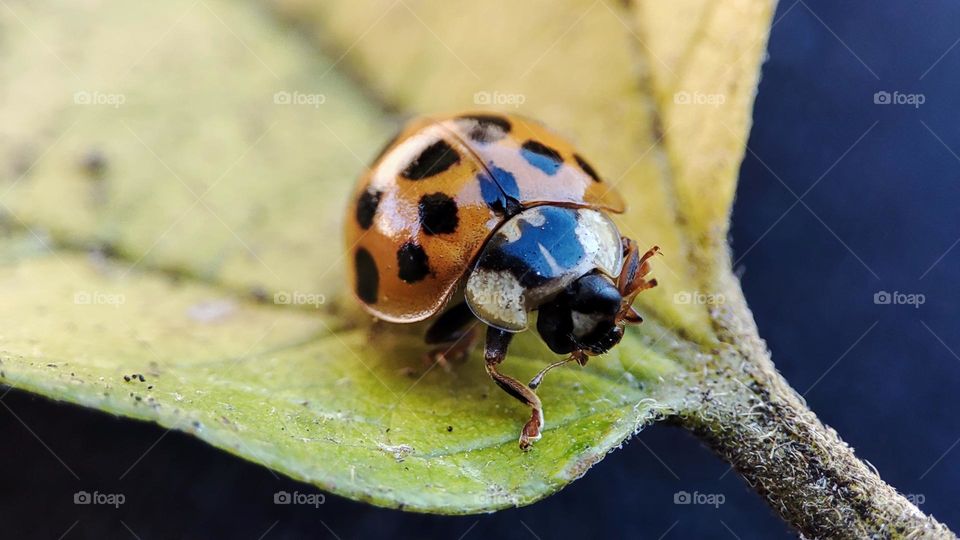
[3,1,959,538]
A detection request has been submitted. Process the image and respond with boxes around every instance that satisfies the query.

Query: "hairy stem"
[674,266,956,539]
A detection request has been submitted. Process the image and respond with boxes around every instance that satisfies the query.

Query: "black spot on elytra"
[573,153,601,182]
[397,242,430,283]
[520,140,563,175]
[356,188,382,229]
[456,114,511,143]
[418,193,459,235]
[400,139,460,180]
[354,248,379,303]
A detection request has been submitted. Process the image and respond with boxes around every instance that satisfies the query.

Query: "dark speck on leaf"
[81,149,108,178]
[250,286,270,303]
[93,243,119,259]
[447,426,453,432]
[123,375,131,382]
[137,374,145,382]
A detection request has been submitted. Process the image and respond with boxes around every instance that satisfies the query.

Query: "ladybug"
[346,112,659,450]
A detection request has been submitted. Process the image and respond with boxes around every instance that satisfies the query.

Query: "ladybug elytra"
[345,112,658,450]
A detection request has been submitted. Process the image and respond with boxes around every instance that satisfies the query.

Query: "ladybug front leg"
[528,350,589,389]
[484,327,544,450]
[617,238,660,302]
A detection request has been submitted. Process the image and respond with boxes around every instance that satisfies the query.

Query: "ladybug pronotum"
[346,112,659,450]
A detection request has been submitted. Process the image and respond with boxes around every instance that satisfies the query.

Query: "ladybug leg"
[528,358,574,390]
[528,350,589,389]
[617,239,660,301]
[623,306,644,324]
[614,239,659,326]
[425,303,476,344]
[424,303,481,371]
[484,327,543,450]
[425,328,479,372]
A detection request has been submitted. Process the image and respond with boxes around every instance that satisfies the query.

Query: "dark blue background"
[3,1,959,538]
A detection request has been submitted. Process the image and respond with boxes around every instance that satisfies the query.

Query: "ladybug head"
[536,272,625,356]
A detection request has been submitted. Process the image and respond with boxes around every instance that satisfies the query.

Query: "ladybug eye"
[569,273,621,316]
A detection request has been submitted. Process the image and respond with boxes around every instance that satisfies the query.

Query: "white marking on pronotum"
[497,207,546,242]
[575,209,622,276]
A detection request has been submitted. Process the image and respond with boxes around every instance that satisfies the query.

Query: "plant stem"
[675,271,956,539]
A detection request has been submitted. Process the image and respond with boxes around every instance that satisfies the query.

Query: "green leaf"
[0,0,775,513]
